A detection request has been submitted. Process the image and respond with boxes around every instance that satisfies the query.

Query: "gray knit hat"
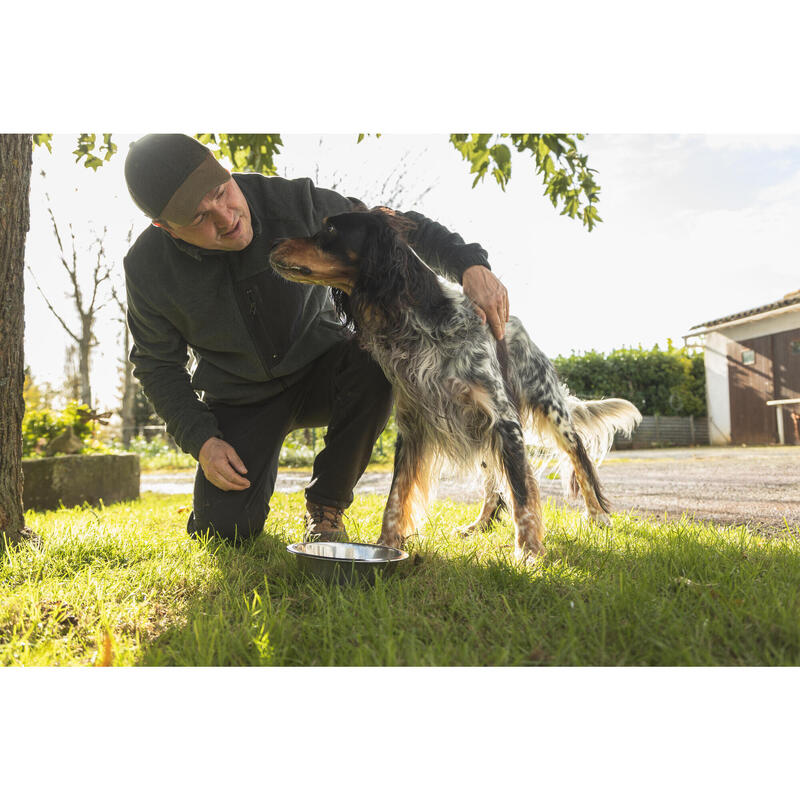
[124,134,230,226]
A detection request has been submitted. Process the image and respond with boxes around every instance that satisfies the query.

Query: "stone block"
[22,454,140,511]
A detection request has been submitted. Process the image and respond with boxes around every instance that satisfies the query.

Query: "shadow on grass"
[135,501,800,667]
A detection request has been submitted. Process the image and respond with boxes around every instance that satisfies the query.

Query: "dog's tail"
[561,397,642,498]
[566,397,642,462]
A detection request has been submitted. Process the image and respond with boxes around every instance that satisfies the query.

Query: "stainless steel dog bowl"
[287,541,409,584]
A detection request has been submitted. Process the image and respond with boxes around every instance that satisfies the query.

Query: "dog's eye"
[325,222,336,235]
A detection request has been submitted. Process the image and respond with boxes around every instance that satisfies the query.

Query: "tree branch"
[25,265,80,343]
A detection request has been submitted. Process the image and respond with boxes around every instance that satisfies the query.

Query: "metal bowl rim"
[286,542,409,564]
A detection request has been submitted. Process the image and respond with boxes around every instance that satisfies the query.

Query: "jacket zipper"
[240,283,289,388]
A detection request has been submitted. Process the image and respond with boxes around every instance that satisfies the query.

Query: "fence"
[124,418,709,454]
[613,415,709,449]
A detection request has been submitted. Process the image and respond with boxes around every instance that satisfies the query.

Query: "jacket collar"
[161,173,263,262]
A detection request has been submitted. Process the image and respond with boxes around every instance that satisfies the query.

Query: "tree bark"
[79,333,92,408]
[120,321,136,447]
[0,135,32,543]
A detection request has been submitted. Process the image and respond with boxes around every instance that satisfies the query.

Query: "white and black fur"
[269,209,642,561]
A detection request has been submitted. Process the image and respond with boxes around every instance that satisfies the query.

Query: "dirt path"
[141,445,800,535]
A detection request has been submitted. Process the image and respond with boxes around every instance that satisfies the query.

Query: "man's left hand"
[462,265,510,340]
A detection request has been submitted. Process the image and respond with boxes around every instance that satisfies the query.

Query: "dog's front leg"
[495,420,545,562]
[378,434,426,550]
[458,460,506,537]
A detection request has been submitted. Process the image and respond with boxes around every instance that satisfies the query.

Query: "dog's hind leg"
[544,407,612,526]
[377,433,433,550]
[494,419,545,561]
[458,461,507,537]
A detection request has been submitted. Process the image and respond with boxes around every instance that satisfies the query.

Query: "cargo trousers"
[186,337,393,543]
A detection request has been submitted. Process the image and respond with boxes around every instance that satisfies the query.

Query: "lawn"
[2,491,799,666]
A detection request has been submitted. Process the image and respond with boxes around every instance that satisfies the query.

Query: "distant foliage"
[553,342,706,416]
[22,401,94,456]
[119,435,195,471]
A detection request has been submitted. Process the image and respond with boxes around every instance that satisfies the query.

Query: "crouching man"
[123,134,507,543]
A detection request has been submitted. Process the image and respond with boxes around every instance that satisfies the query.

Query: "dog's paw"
[456,521,486,538]
[515,541,545,564]
[377,533,405,551]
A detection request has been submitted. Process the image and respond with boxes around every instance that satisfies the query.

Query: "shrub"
[21,401,94,457]
[553,342,706,416]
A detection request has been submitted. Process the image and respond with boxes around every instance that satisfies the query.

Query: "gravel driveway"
[142,445,800,535]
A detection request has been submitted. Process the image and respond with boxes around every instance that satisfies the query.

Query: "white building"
[686,291,800,445]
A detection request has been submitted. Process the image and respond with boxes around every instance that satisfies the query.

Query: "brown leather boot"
[304,501,349,543]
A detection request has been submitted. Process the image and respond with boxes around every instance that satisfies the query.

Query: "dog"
[269,209,642,561]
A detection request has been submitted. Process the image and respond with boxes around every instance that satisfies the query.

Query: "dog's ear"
[356,213,413,312]
[369,206,417,241]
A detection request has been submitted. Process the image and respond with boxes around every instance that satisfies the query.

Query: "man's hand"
[198,437,251,492]
[461,264,510,340]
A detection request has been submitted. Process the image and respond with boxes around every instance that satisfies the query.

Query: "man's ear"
[152,220,179,239]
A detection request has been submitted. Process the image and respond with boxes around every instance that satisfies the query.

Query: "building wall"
[704,331,731,444]
[701,308,800,445]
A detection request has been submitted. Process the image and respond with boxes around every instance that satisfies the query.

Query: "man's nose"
[213,205,235,230]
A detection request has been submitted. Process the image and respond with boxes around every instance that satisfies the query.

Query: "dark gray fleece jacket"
[124,173,491,459]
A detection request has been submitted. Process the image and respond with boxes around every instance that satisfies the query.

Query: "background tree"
[0,135,33,544]
[26,192,113,408]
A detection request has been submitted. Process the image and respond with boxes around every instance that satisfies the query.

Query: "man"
[123,134,509,544]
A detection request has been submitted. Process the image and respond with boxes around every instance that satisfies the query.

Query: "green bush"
[22,401,94,457]
[553,341,706,416]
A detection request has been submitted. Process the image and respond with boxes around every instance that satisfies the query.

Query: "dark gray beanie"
[124,134,230,226]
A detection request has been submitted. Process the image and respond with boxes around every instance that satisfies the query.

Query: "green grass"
[2,492,799,666]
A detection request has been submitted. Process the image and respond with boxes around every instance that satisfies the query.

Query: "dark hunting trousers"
[187,338,393,543]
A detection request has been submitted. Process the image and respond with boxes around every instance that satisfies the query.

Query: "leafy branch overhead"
[449,134,602,231]
[35,132,601,230]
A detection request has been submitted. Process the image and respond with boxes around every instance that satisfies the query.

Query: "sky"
[22,133,800,411]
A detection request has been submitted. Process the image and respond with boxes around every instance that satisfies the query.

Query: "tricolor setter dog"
[270,209,641,562]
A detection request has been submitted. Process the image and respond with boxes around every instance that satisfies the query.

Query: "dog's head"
[269,208,419,328]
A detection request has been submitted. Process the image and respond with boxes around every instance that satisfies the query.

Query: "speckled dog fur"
[270,209,642,561]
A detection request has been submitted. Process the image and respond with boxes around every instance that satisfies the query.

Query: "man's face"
[158,178,253,251]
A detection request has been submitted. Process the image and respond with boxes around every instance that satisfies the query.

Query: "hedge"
[552,342,706,416]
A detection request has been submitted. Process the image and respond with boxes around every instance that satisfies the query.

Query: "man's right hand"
[198,437,251,492]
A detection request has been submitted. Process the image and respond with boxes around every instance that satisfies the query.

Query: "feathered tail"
[523,394,642,497]
[561,397,642,498]
[566,397,642,463]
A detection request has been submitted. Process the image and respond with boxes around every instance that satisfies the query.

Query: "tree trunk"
[120,322,136,447]
[0,135,32,543]
[79,332,92,408]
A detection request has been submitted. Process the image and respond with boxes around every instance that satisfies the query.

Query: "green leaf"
[33,134,53,152]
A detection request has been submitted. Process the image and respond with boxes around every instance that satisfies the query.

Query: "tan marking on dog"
[378,449,434,550]
[270,240,357,292]
[459,491,503,537]
[467,384,496,418]
[510,468,545,561]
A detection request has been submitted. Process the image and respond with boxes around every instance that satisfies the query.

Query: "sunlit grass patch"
[2,492,799,666]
